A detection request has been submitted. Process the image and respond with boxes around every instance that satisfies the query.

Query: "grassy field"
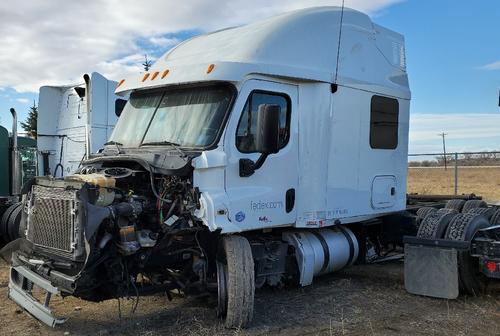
[408,167,500,203]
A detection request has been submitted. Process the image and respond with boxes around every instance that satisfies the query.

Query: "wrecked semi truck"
[7,7,412,327]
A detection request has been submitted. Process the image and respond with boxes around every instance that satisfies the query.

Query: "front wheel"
[216,235,255,328]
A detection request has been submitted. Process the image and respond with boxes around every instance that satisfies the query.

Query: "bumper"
[9,264,67,327]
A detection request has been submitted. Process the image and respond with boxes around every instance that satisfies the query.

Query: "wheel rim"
[216,260,228,318]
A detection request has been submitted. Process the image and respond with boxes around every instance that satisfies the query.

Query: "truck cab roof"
[117,6,409,99]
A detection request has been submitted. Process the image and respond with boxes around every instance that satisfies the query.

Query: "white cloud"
[479,60,500,70]
[16,98,30,104]
[0,0,401,93]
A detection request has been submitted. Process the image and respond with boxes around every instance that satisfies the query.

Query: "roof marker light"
[142,72,150,82]
[161,69,170,79]
[151,71,159,80]
[117,79,125,88]
[207,64,215,74]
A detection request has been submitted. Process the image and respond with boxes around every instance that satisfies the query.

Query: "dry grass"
[408,167,500,203]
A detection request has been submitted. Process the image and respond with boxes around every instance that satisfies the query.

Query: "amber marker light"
[150,71,159,80]
[117,79,125,88]
[161,69,170,79]
[142,72,150,82]
[207,64,215,74]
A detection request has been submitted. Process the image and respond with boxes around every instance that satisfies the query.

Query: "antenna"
[334,0,345,84]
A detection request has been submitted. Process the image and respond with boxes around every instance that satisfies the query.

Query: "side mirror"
[239,104,281,177]
[115,99,127,117]
[255,104,280,154]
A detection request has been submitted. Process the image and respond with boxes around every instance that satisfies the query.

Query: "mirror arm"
[239,154,269,177]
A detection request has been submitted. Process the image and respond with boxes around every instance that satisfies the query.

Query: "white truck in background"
[37,72,126,176]
[0,73,126,245]
[4,6,500,330]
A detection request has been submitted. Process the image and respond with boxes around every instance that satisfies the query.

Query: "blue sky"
[0,0,499,153]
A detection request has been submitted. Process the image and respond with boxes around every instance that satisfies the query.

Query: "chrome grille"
[27,185,76,255]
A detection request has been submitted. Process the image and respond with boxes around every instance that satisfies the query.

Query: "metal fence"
[407,151,500,203]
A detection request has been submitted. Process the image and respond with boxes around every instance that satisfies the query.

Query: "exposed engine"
[15,160,217,302]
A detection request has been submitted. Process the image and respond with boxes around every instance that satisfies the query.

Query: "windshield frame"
[109,81,237,151]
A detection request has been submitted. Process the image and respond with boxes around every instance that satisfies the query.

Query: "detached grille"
[27,185,77,257]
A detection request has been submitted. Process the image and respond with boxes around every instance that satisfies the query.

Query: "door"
[225,79,298,231]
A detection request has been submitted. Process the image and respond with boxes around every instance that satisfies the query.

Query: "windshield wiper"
[141,141,187,158]
[104,140,123,154]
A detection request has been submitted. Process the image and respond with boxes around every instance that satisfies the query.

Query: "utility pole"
[439,132,448,170]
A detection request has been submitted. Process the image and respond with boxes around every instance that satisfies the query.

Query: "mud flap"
[404,244,459,299]
[8,265,67,327]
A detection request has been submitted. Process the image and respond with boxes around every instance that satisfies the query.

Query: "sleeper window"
[236,91,291,153]
[370,95,399,149]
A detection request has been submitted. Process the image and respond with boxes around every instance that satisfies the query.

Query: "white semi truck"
[37,72,126,177]
[0,73,125,245]
[4,6,500,329]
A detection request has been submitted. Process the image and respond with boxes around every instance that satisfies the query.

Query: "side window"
[236,91,291,153]
[370,95,399,149]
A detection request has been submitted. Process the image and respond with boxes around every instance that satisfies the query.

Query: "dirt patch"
[1,260,500,336]
[408,167,500,203]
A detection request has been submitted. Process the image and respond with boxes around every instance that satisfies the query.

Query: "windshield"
[109,84,234,148]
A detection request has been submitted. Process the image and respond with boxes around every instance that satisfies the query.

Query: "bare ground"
[408,167,500,203]
[1,260,500,336]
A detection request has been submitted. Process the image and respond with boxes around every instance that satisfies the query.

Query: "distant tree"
[21,100,37,138]
[142,54,153,71]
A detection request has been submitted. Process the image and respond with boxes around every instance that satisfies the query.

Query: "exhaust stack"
[10,108,21,196]
[83,74,91,160]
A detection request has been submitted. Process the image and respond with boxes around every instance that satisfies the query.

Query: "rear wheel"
[465,207,495,221]
[445,199,466,212]
[217,235,255,328]
[491,208,500,225]
[0,202,21,243]
[7,204,23,241]
[462,200,487,213]
[444,213,490,295]
[417,210,457,239]
[416,207,437,227]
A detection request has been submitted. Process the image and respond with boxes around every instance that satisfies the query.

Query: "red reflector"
[486,261,497,273]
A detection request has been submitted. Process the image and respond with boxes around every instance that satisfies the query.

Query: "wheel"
[417,210,457,239]
[0,203,21,243]
[7,204,23,241]
[444,213,490,296]
[491,208,500,225]
[415,207,438,227]
[436,208,459,215]
[445,199,466,212]
[462,200,487,213]
[465,207,495,220]
[217,235,255,328]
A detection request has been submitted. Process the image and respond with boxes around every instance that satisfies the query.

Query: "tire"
[416,207,437,219]
[465,207,495,221]
[417,211,457,239]
[491,208,500,225]
[436,208,459,215]
[444,213,490,296]
[218,235,255,329]
[462,200,487,213]
[445,199,466,212]
[7,205,23,241]
[0,203,21,243]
